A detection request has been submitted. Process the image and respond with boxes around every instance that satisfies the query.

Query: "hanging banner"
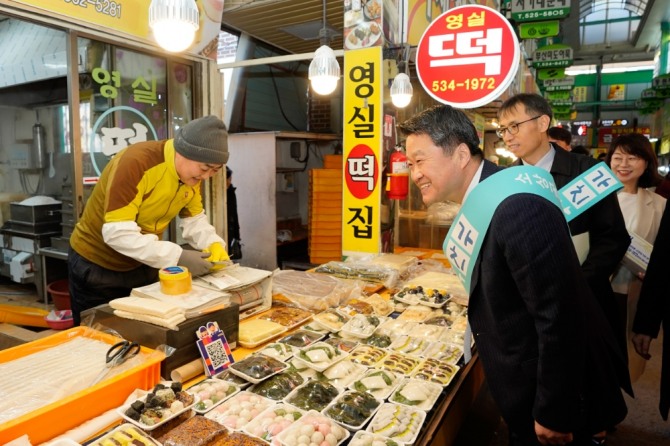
[511,0,571,22]
[342,46,384,256]
[415,4,520,108]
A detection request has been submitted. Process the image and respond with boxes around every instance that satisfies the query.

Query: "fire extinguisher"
[386,146,409,200]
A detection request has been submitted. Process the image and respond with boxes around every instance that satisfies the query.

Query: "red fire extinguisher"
[386,146,409,200]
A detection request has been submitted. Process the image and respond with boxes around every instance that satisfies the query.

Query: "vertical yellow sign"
[342,46,383,256]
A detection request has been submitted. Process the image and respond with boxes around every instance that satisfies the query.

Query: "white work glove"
[178,249,212,277]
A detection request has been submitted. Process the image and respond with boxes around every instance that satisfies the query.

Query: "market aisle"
[457,331,669,446]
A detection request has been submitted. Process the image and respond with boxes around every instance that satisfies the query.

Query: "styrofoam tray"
[322,390,382,431]
[117,393,198,431]
[204,390,274,430]
[411,358,461,387]
[389,378,443,411]
[257,342,295,362]
[293,342,348,372]
[349,430,404,446]
[283,380,341,412]
[349,369,400,401]
[228,354,288,384]
[86,423,159,446]
[242,403,305,444]
[366,402,426,444]
[319,360,368,389]
[187,378,240,414]
[276,410,350,446]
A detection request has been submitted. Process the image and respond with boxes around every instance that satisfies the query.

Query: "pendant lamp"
[149,0,200,53]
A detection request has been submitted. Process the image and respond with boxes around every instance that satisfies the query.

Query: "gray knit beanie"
[174,115,229,164]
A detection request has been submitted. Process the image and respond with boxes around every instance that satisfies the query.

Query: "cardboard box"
[84,304,239,379]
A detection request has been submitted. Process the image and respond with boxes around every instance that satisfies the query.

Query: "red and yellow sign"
[415,4,520,108]
[342,46,383,256]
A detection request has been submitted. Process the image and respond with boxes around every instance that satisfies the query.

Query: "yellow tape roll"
[159,266,192,295]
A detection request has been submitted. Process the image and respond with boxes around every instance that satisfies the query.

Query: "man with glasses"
[399,104,627,446]
[498,93,632,388]
[68,116,231,325]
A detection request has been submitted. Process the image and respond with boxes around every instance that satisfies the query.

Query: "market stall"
[0,251,485,446]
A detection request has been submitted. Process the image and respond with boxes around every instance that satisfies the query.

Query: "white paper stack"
[109,296,186,330]
[127,282,231,320]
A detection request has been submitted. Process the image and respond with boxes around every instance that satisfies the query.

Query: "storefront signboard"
[543,77,574,91]
[511,0,571,22]
[342,46,384,256]
[518,20,560,39]
[415,4,520,108]
[7,0,223,56]
[533,44,573,68]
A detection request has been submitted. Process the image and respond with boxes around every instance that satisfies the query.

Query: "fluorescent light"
[565,61,655,76]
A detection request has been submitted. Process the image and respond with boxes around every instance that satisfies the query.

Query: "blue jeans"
[68,247,158,325]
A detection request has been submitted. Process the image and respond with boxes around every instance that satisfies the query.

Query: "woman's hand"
[535,421,573,445]
[632,333,652,360]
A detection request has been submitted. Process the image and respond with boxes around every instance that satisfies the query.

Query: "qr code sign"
[205,338,230,370]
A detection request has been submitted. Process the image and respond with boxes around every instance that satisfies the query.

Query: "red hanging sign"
[416,4,520,108]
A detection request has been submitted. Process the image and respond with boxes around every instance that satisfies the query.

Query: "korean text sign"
[342,46,383,256]
[416,4,520,108]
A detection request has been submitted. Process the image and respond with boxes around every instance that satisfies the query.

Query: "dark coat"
[632,203,670,420]
[519,147,631,376]
[469,161,628,444]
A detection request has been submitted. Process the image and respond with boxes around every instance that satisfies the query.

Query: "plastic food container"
[258,342,295,362]
[348,345,387,367]
[276,410,350,446]
[228,354,288,384]
[411,358,461,387]
[322,390,382,431]
[205,391,274,430]
[293,342,348,372]
[238,319,287,348]
[284,380,341,412]
[339,314,384,339]
[86,423,160,446]
[118,383,198,430]
[188,379,240,414]
[350,369,400,400]
[159,266,192,295]
[319,360,367,389]
[348,431,403,446]
[389,378,443,411]
[243,403,305,444]
[366,403,426,444]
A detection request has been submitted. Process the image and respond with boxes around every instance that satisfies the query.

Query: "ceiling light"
[390,73,413,108]
[309,45,340,95]
[309,0,340,96]
[149,0,199,53]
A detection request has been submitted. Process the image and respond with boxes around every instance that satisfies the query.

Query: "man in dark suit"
[498,94,632,367]
[632,203,670,420]
[399,105,627,446]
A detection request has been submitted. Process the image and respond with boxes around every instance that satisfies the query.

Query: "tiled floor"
[456,331,670,446]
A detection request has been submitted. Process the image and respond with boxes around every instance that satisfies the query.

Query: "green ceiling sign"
[537,67,566,80]
[511,0,571,23]
[534,44,574,68]
[519,21,560,39]
[544,77,574,91]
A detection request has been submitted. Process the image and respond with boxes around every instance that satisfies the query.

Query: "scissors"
[91,341,141,386]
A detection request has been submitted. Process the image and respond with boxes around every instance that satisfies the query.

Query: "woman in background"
[606,133,666,382]
[226,167,242,260]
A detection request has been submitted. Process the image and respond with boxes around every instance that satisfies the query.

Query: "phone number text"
[432,78,495,92]
[64,0,122,19]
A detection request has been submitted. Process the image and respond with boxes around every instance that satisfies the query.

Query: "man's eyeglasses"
[496,116,542,138]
